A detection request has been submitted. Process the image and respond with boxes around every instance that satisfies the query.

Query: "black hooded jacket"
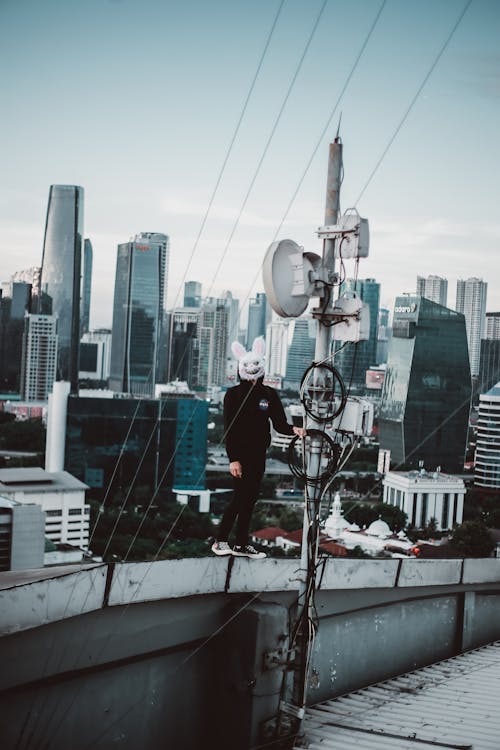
[223,379,294,463]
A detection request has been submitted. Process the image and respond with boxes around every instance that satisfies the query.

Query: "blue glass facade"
[65,395,208,501]
[285,317,316,389]
[334,278,380,391]
[379,296,471,473]
[40,185,84,391]
[247,292,268,348]
[109,233,169,396]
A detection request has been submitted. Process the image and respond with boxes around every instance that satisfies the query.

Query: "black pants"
[218,453,266,546]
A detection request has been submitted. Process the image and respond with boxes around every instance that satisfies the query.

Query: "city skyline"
[1,0,499,330]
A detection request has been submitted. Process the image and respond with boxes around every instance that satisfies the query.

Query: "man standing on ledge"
[212,337,306,559]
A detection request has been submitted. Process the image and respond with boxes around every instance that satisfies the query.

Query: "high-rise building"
[64,393,208,499]
[79,329,112,383]
[196,301,229,389]
[0,281,32,393]
[167,308,200,386]
[334,278,380,391]
[455,277,487,377]
[284,317,316,390]
[11,267,41,311]
[475,382,500,491]
[376,307,391,365]
[80,239,93,336]
[379,296,471,473]
[478,339,500,399]
[221,290,240,354]
[247,292,269,348]
[266,316,289,377]
[20,314,58,401]
[485,312,500,340]
[416,275,448,307]
[39,185,84,391]
[109,232,169,397]
[184,280,202,308]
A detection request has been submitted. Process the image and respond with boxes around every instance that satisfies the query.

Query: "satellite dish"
[263,239,322,318]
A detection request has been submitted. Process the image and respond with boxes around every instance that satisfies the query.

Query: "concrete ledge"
[397,559,462,587]
[0,564,107,635]
[108,557,228,606]
[318,558,399,589]
[227,557,301,593]
[463,558,500,584]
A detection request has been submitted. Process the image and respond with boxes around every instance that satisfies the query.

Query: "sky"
[1,0,499,330]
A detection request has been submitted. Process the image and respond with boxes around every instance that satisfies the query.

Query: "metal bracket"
[279,701,305,720]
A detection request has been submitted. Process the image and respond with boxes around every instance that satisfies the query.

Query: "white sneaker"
[211,541,233,556]
[232,545,266,559]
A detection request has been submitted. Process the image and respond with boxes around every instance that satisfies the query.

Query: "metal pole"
[295,138,342,717]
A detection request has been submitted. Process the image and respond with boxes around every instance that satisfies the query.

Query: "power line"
[203,0,329,301]
[221,0,386,331]
[169,0,286,312]
[355,0,473,204]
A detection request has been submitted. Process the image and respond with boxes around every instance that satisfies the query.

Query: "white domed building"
[323,493,415,557]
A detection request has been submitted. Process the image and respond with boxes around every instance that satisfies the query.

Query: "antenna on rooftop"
[262,135,372,741]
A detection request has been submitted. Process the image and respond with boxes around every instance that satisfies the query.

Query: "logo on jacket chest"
[258,398,270,412]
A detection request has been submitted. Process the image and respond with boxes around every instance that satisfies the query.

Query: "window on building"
[46,509,62,517]
[68,508,81,516]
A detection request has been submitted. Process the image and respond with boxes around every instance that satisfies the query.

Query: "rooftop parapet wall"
[2,557,500,636]
[2,558,500,750]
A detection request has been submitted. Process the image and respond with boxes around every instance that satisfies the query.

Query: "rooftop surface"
[297,640,500,749]
[0,468,88,492]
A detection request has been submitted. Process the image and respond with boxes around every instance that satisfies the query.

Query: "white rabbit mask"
[231,337,266,381]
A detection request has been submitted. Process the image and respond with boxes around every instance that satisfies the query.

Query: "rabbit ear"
[231,341,247,360]
[252,336,266,357]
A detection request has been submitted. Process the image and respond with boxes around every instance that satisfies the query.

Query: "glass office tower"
[65,394,208,501]
[109,233,169,396]
[247,292,269,348]
[40,185,84,391]
[80,239,93,336]
[284,317,316,390]
[334,278,380,391]
[379,296,471,473]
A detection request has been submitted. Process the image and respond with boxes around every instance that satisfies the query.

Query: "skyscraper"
[284,317,316,390]
[334,278,380,391]
[39,185,84,391]
[196,301,229,389]
[379,296,471,473]
[266,316,289,377]
[221,290,240,354]
[0,281,32,393]
[20,314,58,401]
[455,277,487,377]
[80,239,93,336]
[485,312,500,340]
[416,275,448,307]
[478,339,500,400]
[474,382,500,491]
[247,292,269,347]
[183,280,202,308]
[167,308,200,386]
[376,307,391,365]
[109,232,169,397]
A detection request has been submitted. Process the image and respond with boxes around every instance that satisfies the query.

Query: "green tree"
[449,520,494,558]
[344,502,407,532]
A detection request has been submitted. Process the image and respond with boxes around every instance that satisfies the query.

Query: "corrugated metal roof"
[296,641,500,749]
